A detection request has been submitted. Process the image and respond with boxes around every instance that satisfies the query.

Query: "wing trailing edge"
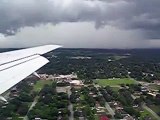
[0,45,61,96]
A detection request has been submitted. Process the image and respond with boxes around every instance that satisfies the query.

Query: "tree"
[58,92,68,100]
[155,94,160,105]
[39,94,53,104]
[124,106,140,117]
[50,107,58,116]
[114,111,123,119]
[83,106,92,117]
[57,100,68,108]
[19,92,33,102]
[61,108,70,116]
[118,95,127,106]
[88,113,95,120]
[40,85,55,95]
[17,103,29,116]
[1,104,16,117]
[10,98,22,109]
[12,113,22,120]
[134,98,143,105]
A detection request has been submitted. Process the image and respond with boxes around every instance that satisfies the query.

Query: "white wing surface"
[0,45,61,94]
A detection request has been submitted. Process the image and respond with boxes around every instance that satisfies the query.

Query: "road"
[23,116,29,120]
[105,102,115,117]
[94,83,115,117]
[67,87,74,120]
[28,96,39,111]
[142,104,160,120]
[68,103,74,120]
[23,96,39,120]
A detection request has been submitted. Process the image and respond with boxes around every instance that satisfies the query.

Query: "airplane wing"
[0,45,61,95]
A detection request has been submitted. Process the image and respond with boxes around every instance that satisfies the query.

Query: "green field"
[80,94,85,100]
[95,78,137,86]
[149,105,160,114]
[111,86,121,91]
[140,109,156,120]
[33,80,53,92]
[148,84,160,90]
[112,55,129,60]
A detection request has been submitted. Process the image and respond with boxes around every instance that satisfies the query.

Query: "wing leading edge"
[0,45,61,95]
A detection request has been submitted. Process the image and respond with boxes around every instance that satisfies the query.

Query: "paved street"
[24,96,39,120]
[28,96,39,111]
[68,103,74,120]
[105,102,115,116]
[67,87,74,120]
[94,83,115,117]
[23,116,29,120]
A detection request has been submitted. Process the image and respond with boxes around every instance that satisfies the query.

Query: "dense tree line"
[41,49,160,81]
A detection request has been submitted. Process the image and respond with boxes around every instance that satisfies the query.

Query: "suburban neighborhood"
[0,73,159,120]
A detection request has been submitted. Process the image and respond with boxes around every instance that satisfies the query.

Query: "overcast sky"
[0,0,160,48]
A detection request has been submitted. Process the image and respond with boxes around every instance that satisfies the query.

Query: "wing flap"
[0,55,40,71]
[0,56,49,94]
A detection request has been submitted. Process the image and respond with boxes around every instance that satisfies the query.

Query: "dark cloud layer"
[0,0,160,39]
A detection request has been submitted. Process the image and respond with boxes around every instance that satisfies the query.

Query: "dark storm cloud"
[0,0,160,38]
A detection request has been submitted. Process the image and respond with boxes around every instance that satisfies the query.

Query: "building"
[70,80,84,86]
[100,115,110,120]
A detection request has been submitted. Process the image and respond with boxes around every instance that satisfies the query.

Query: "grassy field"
[111,86,121,92]
[149,105,160,114]
[148,84,160,90]
[140,109,156,120]
[80,94,85,100]
[33,80,53,92]
[112,55,128,60]
[95,78,137,86]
